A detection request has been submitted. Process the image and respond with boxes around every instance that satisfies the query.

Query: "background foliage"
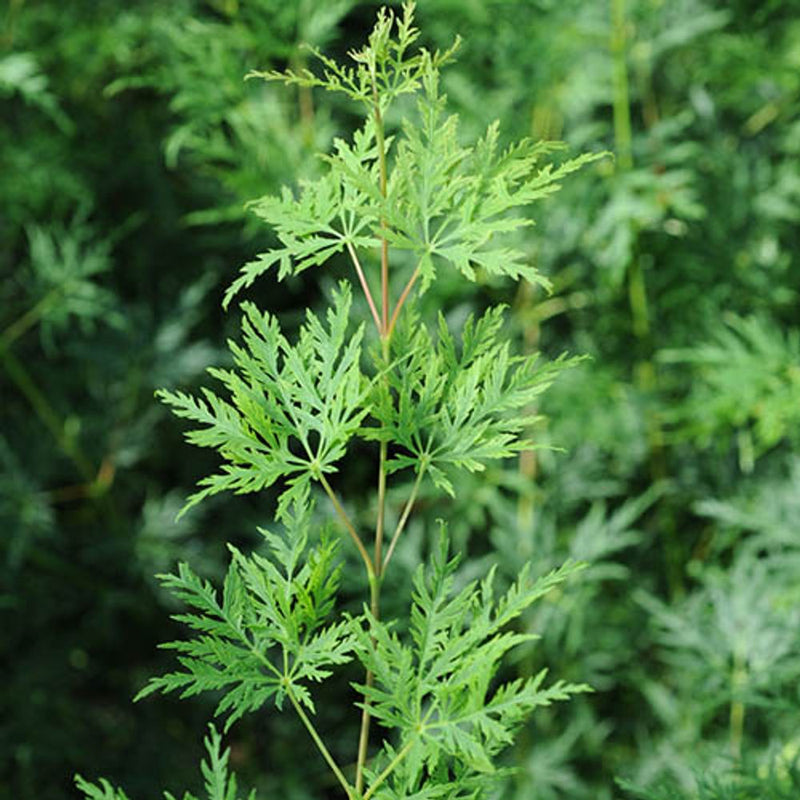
[2,1,798,798]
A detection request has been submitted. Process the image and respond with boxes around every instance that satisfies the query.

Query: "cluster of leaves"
[409,0,800,797]
[136,509,355,728]
[618,753,800,800]
[5,0,800,799]
[228,9,602,308]
[1,2,243,795]
[87,523,587,800]
[659,314,800,462]
[368,305,578,496]
[356,534,588,792]
[104,0,355,228]
[158,283,370,519]
[72,5,595,800]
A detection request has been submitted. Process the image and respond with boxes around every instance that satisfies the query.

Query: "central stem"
[355,571,381,795]
[372,69,390,334]
[610,0,677,595]
[356,77,392,792]
[356,435,387,792]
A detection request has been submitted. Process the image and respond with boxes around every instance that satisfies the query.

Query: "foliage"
[135,509,356,728]
[158,283,370,518]
[73,5,595,800]
[3,0,799,799]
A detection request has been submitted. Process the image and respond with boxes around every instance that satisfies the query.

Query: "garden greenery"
[5,1,799,798]
[75,6,602,798]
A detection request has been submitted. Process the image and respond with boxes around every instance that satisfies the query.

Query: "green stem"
[0,289,61,351]
[363,706,436,799]
[514,279,540,536]
[362,738,414,800]
[318,473,374,581]
[382,464,425,572]
[628,253,651,340]
[355,572,381,795]
[1,0,23,48]
[355,74,393,789]
[611,0,633,172]
[233,603,352,797]
[610,0,679,595]
[290,49,315,147]
[375,440,388,577]
[730,653,746,761]
[356,338,391,794]
[347,241,382,335]
[288,688,355,799]
[222,617,354,797]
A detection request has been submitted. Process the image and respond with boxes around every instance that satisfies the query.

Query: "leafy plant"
[74,5,602,798]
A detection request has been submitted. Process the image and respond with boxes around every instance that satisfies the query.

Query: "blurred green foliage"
[2,1,798,798]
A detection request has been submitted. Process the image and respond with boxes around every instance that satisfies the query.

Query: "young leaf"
[74,777,131,800]
[228,1,606,309]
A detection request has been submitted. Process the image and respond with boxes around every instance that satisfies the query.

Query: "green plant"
[74,5,604,798]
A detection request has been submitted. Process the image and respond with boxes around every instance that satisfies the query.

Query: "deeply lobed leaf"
[353,528,589,792]
[135,508,355,729]
[159,281,369,519]
[367,305,582,495]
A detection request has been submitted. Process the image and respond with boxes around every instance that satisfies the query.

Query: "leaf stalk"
[288,688,355,799]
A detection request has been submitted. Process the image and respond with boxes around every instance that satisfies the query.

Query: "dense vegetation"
[2,1,798,799]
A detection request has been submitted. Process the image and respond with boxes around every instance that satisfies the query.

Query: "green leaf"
[159,281,369,519]
[195,724,257,800]
[383,78,606,292]
[659,314,800,457]
[76,725,256,800]
[229,2,603,307]
[353,527,589,791]
[74,777,131,800]
[245,3,455,111]
[367,305,581,494]
[135,506,355,730]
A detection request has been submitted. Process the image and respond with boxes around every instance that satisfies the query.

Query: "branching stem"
[383,464,425,572]
[318,473,375,581]
[387,265,420,339]
[347,241,382,335]
[288,688,355,799]
[363,707,436,799]
[362,738,414,800]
